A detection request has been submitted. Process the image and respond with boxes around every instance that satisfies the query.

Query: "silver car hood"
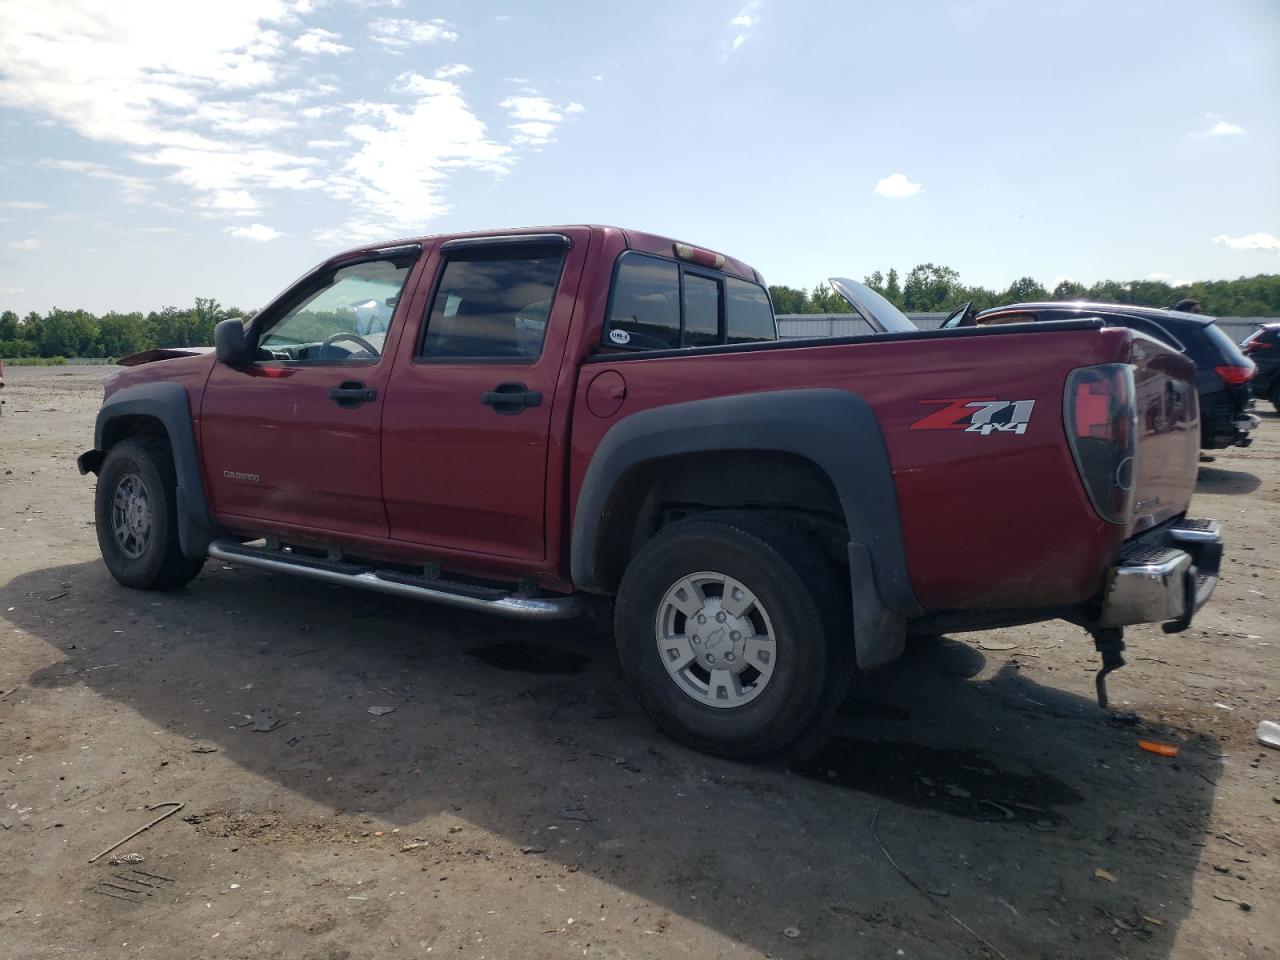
[828,277,918,333]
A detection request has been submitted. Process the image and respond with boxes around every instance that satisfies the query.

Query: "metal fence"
[776,314,1272,343]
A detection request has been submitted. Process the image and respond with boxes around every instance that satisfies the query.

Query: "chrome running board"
[208,539,582,621]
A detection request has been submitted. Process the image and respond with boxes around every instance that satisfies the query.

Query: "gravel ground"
[1,364,1276,960]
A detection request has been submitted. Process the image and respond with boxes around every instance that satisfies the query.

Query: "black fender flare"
[570,388,922,669]
[78,381,215,559]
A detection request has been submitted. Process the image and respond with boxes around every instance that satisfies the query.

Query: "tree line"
[2,267,1279,359]
[0,299,252,359]
[768,266,1280,317]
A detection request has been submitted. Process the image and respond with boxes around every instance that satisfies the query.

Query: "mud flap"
[848,541,906,670]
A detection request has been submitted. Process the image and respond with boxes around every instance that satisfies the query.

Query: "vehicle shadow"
[6,560,1221,960]
[1196,465,1261,494]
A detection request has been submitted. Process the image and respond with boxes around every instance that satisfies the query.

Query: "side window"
[605,252,776,351]
[682,273,721,347]
[606,254,681,349]
[420,247,566,361]
[725,277,776,343]
[258,259,410,363]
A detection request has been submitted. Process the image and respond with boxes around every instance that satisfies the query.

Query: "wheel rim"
[655,571,777,709]
[110,472,152,559]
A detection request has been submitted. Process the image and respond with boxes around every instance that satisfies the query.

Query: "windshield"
[827,277,917,333]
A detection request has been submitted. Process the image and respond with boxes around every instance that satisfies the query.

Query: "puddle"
[837,697,912,722]
[792,738,1083,824]
[466,641,591,675]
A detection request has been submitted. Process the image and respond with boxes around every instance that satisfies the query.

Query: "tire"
[1270,381,1280,414]
[614,511,852,760]
[95,437,205,591]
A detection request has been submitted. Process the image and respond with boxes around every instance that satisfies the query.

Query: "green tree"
[1052,280,1087,300]
[768,284,810,314]
[0,309,18,341]
[902,263,962,312]
[98,311,154,357]
[884,268,902,307]
[1004,277,1049,302]
[38,308,99,357]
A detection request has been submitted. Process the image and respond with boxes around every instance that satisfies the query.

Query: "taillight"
[1242,340,1271,353]
[1064,363,1137,524]
[1215,364,1255,384]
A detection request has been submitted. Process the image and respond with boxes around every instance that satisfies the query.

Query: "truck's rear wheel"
[95,438,205,590]
[615,512,851,759]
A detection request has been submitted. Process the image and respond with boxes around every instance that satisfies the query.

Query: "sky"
[0,0,1277,315]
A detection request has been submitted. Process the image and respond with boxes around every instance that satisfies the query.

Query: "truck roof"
[328,225,764,285]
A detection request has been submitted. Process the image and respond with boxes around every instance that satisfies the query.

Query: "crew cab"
[78,226,1223,758]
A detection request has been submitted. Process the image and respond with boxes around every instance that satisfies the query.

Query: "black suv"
[950,302,1259,449]
[1241,324,1280,412]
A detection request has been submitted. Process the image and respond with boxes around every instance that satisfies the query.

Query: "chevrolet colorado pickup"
[78,226,1222,758]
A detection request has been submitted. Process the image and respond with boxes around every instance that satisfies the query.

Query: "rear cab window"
[604,251,776,351]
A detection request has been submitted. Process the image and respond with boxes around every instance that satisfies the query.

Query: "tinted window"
[682,273,720,346]
[1122,318,1184,351]
[421,249,564,360]
[606,254,681,348]
[726,277,776,343]
[1202,322,1251,366]
[259,259,410,363]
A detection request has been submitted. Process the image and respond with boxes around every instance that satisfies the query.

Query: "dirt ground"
[1,364,1277,960]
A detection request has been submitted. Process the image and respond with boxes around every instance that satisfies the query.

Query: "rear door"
[200,251,421,539]
[380,230,588,561]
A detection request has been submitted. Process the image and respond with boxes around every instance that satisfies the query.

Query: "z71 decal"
[911,397,1036,435]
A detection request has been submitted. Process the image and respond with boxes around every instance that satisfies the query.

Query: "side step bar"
[208,539,582,621]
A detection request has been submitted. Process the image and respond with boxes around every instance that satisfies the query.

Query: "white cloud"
[1212,232,1280,253]
[226,223,282,241]
[1190,116,1245,138]
[501,95,564,145]
[2,200,47,210]
[306,139,347,149]
[7,238,45,252]
[874,172,923,199]
[0,285,25,294]
[293,28,351,56]
[565,102,585,114]
[320,72,511,244]
[728,1,762,53]
[1148,271,1171,281]
[369,18,459,50]
[433,64,472,80]
[41,159,154,203]
[0,1,292,148]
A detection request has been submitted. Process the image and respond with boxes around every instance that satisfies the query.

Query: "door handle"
[329,380,377,407]
[482,382,542,415]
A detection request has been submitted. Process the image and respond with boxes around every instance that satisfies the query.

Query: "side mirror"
[214,318,250,365]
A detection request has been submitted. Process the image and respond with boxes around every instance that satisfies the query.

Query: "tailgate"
[1126,332,1200,536]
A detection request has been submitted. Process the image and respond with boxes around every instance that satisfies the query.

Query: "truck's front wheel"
[615,512,850,759]
[95,438,205,591]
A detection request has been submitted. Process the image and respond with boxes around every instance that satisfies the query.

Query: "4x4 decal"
[911,398,1036,435]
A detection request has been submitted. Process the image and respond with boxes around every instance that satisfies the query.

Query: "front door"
[380,231,587,561]
[201,254,420,541]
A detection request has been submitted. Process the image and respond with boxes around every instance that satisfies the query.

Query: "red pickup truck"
[78,225,1222,758]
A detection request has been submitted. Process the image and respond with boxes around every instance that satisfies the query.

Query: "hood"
[827,278,918,333]
[118,346,216,367]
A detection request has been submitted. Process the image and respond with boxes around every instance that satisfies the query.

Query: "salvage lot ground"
[1,364,1276,960]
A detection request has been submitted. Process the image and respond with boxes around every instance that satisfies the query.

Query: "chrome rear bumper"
[1096,519,1222,631]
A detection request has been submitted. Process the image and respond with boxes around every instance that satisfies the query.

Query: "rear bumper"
[1095,519,1222,631]
[1201,391,1258,448]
